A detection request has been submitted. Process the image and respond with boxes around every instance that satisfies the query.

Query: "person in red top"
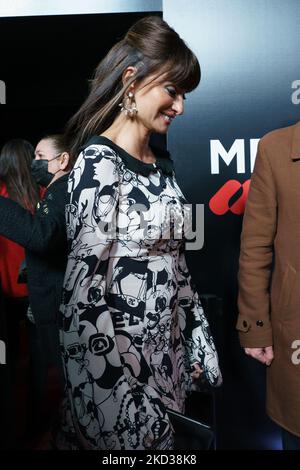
[0,139,39,299]
[0,134,72,448]
[0,186,29,299]
[0,138,40,449]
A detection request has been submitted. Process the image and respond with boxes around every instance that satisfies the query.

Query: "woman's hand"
[190,362,203,380]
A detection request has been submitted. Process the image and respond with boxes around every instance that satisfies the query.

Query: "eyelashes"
[165,86,186,100]
[166,86,177,98]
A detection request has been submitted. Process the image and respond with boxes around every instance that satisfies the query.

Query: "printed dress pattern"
[59,137,222,450]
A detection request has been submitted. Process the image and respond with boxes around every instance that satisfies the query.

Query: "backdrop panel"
[0,0,162,17]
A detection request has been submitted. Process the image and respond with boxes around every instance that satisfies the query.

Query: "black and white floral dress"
[59,136,222,450]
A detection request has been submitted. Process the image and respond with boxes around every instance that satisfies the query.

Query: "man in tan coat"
[237,121,300,449]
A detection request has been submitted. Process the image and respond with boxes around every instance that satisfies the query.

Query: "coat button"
[243,320,248,327]
[256,320,264,327]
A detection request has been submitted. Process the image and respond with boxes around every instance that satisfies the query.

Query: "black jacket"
[0,174,68,327]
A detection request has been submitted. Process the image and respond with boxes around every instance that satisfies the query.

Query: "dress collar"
[80,135,174,177]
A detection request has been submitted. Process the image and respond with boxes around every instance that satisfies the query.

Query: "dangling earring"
[119,91,138,117]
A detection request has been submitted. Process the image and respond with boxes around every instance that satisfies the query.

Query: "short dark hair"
[41,134,75,170]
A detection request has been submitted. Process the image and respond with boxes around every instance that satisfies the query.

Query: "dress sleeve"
[61,144,119,316]
[177,247,222,388]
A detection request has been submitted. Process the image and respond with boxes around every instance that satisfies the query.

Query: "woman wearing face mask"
[0,138,39,449]
[0,134,73,443]
[31,136,70,188]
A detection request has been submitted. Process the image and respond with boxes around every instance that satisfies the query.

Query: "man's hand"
[244,346,274,366]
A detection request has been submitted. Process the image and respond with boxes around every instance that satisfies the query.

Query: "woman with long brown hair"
[0,139,39,301]
[59,15,222,450]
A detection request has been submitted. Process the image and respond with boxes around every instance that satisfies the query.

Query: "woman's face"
[133,73,185,134]
[35,138,61,174]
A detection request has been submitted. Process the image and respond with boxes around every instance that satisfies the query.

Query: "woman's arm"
[177,248,222,387]
[0,187,66,253]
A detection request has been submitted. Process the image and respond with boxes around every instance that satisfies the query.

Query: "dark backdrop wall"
[164,0,300,449]
[0,11,162,147]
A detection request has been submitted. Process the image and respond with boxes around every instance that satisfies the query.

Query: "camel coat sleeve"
[237,139,277,348]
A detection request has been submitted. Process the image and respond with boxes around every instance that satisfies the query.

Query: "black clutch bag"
[167,408,214,450]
